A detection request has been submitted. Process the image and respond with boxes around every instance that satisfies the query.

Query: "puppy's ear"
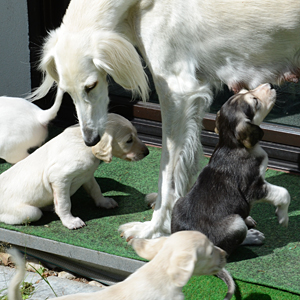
[214,111,220,134]
[130,236,168,261]
[167,252,196,287]
[235,121,264,148]
[92,32,149,102]
[91,133,113,163]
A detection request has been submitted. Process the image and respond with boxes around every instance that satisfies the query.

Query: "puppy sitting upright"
[171,83,290,255]
[0,113,149,229]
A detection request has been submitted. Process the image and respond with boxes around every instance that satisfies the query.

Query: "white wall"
[0,0,30,97]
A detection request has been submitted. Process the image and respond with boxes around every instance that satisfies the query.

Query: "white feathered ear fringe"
[29,29,60,101]
[92,132,113,163]
[92,31,149,102]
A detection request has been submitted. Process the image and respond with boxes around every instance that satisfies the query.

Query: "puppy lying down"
[171,84,290,256]
[0,113,149,229]
[9,231,227,300]
[0,90,63,164]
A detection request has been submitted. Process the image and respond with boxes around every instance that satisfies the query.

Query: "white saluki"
[31,0,300,239]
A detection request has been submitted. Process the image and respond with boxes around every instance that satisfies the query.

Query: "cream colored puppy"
[0,90,62,164]
[0,113,148,229]
[9,231,227,300]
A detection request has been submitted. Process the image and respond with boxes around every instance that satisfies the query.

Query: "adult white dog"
[31,0,300,239]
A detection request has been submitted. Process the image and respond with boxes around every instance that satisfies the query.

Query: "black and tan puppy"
[171,83,290,256]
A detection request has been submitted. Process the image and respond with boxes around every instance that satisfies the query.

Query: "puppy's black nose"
[144,147,150,157]
[269,83,274,89]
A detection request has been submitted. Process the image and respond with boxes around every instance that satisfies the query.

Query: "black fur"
[171,92,269,255]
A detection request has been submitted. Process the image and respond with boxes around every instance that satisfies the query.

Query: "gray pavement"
[0,265,104,299]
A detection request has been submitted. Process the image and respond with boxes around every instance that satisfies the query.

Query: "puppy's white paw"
[244,216,257,228]
[275,206,289,227]
[63,217,86,230]
[241,229,265,245]
[119,221,167,239]
[98,197,118,209]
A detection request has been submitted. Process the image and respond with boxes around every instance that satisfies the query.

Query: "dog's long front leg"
[51,182,86,230]
[119,69,213,239]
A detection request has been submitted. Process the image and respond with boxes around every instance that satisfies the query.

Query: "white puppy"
[0,113,149,229]
[9,231,228,300]
[0,89,63,164]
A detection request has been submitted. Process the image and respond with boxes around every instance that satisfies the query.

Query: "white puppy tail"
[216,268,235,300]
[7,249,26,300]
[37,87,64,126]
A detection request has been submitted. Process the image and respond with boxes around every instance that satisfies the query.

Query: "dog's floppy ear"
[91,132,113,163]
[40,30,59,83]
[235,120,264,148]
[130,236,168,261]
[92,32,149,102]
[167,252,196,287]
[29,30,59,101]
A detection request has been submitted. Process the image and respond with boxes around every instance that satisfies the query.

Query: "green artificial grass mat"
[0,146,300,299]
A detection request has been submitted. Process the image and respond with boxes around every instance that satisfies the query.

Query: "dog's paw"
[241,229,265,245]
[119,221,166,239]
[275,206,289,227]
[98,197,118,209]
[244,216,257,228]
[145,193,157,208]
[63,217,86,230]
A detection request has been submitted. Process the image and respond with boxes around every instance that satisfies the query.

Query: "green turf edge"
[183,276,300,300]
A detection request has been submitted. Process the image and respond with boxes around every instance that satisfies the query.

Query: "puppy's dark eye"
[253,97,259,107]
[85,81,98,93]
[126,136,133,144]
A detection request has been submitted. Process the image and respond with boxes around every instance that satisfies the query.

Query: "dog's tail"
[37,87,64,126]
[216,268,235,300]
[7,248,26,300]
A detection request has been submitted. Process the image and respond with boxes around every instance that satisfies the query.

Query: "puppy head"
[92,113,149,162]
[131,231,227,287]
[216,83,276,148]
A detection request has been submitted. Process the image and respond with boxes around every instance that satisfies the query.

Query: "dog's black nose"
[269,83,274,89]
[144,147,150,157]
[83,127,101,146]
[85,135,100,147]
[85,135,101,147]
[84,132,101,147]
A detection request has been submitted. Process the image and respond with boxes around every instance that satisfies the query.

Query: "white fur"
[8,231,227,300]
[31,0,300,238]
[0,113,148,229]
[0,89,62,164]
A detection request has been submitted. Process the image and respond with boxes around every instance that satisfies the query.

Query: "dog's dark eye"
[126,136,133,144]
[85,81,98,93]
[253,97,259,107]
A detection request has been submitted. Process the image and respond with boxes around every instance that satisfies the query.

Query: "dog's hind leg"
[241,229,265,245]
[0,204,42,225]
[214,215,249,255]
